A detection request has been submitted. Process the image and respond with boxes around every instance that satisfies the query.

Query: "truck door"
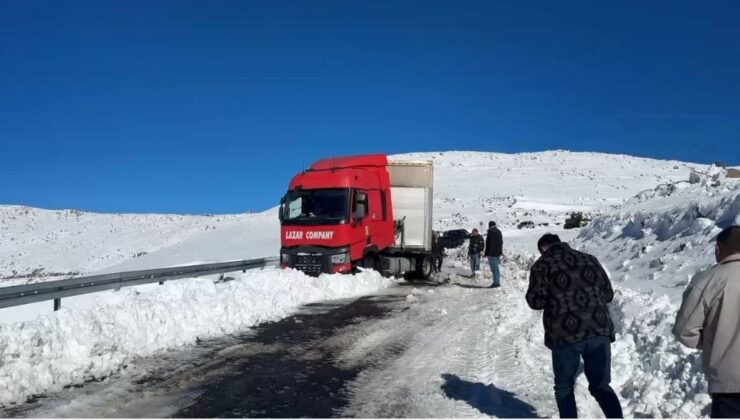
[352,190,371,250]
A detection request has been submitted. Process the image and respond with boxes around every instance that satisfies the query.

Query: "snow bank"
[0,268,393,407]
[610,288,710,418]
[487,249,713,417]
[574,181,740,299]
[567,179,740,417]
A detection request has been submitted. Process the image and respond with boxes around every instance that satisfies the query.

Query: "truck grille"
[295,254,323,276]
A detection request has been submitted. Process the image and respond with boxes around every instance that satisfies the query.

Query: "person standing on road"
[484,221,503,288]
[526,234,623,419]
[468,228,484,277]
[674,225,740,418]
[431,231,444,273]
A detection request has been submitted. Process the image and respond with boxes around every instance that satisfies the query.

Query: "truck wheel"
[404,255,433,281]
[361,253,379,272]
[418,255,433,280]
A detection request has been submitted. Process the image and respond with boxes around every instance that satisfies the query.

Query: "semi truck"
[279,154,434,279]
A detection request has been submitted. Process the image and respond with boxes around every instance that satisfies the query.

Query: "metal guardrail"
[0,257,279,311]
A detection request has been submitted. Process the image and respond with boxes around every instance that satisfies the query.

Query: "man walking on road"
[526,234,623,419]
[484,221,503,288]
[468,228,484,277]
[674,225,740,418]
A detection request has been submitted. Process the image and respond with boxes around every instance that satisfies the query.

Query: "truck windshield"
[282,189,350,225]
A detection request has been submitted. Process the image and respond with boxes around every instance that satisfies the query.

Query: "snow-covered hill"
[398,150,694,232]
[0,206,268,285]
[1,150,697,283]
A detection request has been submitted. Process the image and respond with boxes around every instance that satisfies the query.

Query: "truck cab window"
[282,189,350,225]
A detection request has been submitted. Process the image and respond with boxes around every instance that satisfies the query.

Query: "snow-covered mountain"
[2,150,739,416]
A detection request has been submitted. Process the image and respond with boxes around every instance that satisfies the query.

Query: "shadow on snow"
[441,373,540,418]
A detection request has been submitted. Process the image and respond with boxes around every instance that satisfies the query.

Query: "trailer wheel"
[406,255,433,281]
[418,255,433,280]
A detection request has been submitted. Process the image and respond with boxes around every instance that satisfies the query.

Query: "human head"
[472,228,479,235]
[715,225,740,262]
[537,233,562,254]
[489,221,496,228]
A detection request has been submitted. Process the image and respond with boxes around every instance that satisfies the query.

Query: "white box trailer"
[387,160,433,252]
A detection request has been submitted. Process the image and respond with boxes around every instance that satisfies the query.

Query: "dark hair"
[537,234,561,251]
[489,221,496,228]
[717,225,740,253]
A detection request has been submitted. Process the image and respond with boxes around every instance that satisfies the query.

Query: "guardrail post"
[53,298,61,311]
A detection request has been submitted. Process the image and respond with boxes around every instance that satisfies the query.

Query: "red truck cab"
[279,154,434,278]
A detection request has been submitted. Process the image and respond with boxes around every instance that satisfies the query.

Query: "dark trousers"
[433,255,443,272]
[711,393,740,418]
[551,336,623,418]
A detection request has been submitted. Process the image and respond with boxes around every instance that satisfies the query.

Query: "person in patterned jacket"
[526,233,623,419]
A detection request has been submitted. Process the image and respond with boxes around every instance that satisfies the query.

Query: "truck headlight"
[281,253,290,263]
[330,252,349,264]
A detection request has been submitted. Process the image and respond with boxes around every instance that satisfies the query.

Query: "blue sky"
[2,1,739,214]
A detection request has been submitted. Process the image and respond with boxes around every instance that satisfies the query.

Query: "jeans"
[711,394,740,418]
[551,336,623,418]
[469,254,480,275]
[488,256,501,286]
[433,256,443,272]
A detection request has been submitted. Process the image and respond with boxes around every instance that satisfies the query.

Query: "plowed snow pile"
[0,268,393,406]
[572,179,740,417]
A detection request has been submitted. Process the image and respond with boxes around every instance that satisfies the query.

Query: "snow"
[0,268,393,406]
[397,150,694,232]
[0,206,277,284]
[1,150,739,416]
[338,249,716,418]
[573,180,740,299]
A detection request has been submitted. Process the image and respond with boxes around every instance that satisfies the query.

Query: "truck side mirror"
[354,204,367,220]
[278,195,286,222]
[353,192,368,222]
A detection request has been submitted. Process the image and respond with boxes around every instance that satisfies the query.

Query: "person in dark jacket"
[484,221,503,288]
[526,234,622,419]
[468,228,484,276]
[431,231,444,273]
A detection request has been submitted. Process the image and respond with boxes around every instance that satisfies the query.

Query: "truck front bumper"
[280,246,351,276]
